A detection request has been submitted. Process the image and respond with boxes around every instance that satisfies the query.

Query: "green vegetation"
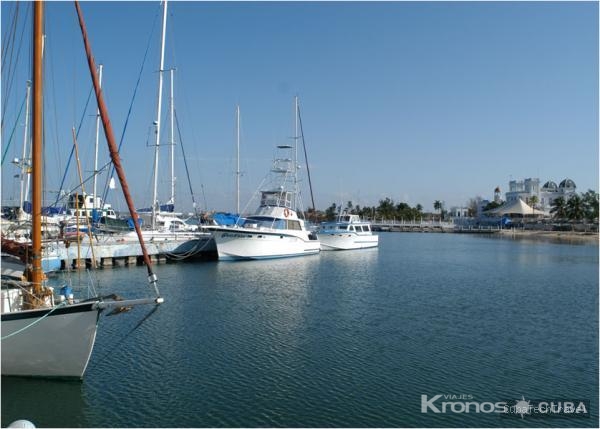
[550,189,599,221]
[321,198,424,222]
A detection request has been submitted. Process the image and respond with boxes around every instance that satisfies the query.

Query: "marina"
[2,233,597,427]
[1,1,597,427]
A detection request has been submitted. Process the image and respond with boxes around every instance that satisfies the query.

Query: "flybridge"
[260,190,293,209]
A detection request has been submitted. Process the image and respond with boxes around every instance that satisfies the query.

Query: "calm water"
[2,233,598,427]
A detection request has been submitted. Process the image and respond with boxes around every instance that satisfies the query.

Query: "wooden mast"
[74,1,160,296]
[27,1,44,296]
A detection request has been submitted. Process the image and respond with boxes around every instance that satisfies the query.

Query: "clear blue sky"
[2,1,598,214]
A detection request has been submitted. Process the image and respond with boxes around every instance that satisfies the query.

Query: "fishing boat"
[317,213,379,251]
[208,99,320,260]
[1,2,163,378]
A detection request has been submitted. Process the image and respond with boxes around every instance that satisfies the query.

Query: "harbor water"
[2,233,598,427]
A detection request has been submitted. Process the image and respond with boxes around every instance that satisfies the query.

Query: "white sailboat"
[1,1,163,379]
[209,97,320,260]
[138,0,213,256]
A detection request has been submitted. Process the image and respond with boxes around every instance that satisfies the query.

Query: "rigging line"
[76,0,160,298]
[1,92,26,166]
[47,32,65,189]
[174,109,198,215]
[53,85,94,207]
[0,2,18,63]
[86,304,161,371]
[100,2,162,207]
[297,102,316,216]
[1,300,70,341]
[0,2,19,111]
[71,126,98,269]
[1,2,29,130]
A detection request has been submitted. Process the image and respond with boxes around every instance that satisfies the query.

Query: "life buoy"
[284,208,290,218]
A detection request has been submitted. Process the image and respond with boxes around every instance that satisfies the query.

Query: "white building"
[505,178,577,211]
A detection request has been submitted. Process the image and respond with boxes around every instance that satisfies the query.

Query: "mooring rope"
[1,300,68,341]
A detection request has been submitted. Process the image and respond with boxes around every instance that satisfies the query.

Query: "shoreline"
[496,229,599,244]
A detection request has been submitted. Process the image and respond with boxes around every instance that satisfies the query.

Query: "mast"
[75,1,160,297]
[19,80,31,211]
[27,0,44,292]
[151,0,168,229]
[294,96,299,211]
[93,64,103,208]
[169,68,175,207]
[236,104,240,214]
[297,99,316,216]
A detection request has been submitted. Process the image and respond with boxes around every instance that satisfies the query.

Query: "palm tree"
[528,195,539,217]
[550,197,567,219]
[582,190,599,221]
[377,197,395,220]
[566,194,585,220]
[433,200,442,220]
[346,201,354,214]
[528,195,538,208]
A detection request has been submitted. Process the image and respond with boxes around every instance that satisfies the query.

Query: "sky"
[1,1,598,214]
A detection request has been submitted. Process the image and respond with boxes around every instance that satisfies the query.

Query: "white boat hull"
[318,232,379,251]
[211,228,320,260]
[1,301,101,378]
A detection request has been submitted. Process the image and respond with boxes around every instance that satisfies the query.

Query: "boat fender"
[8,420,35,428]
[284,208,290,217]
[60,285,73,304]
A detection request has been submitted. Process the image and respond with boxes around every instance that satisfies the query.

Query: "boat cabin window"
[338,225,348,231]
[260,191,293,208]
[242,216,301,231]
[286,220,301,231]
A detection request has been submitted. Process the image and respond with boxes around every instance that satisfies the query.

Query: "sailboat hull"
[1,301,101,378]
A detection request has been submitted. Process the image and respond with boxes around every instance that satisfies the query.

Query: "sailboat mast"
[93,64,103,208]
[294,96,299,211]
[236,104,240,214]
[29,1,44,290]
[169,68,175,207]
[19,80,31,211]
[75,1,160,296]
[152,0,168,228]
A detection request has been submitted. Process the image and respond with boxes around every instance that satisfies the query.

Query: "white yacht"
[317,213,379,251]
[209,144,320,260]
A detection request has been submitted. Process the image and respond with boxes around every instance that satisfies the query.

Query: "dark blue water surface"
[2,233,598,427]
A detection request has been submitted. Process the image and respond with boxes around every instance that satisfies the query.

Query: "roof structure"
[486,198,546,216]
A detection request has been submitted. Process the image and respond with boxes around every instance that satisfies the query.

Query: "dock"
[50,233,217,270]
[371,220,501,234]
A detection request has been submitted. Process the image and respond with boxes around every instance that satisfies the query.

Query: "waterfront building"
[505,178,576,211]
[449,206,469,218]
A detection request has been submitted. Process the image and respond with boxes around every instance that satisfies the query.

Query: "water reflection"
[1,377,86,428]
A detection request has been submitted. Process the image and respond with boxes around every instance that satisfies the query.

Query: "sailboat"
[1,1,163,379]
[133,0,214,258]
[208,97,321,260]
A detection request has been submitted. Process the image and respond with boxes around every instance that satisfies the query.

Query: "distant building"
[493,187,502,204]
[449,206,469,218]
[505,178,577,211]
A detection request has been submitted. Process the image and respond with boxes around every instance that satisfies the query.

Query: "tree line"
[549,190,598,221]
[306,190,598,223]
[309,198,426,222]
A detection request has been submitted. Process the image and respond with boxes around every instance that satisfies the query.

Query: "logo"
[421,394,506,414]
[502,397,590,419]
[421,394,590,419]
